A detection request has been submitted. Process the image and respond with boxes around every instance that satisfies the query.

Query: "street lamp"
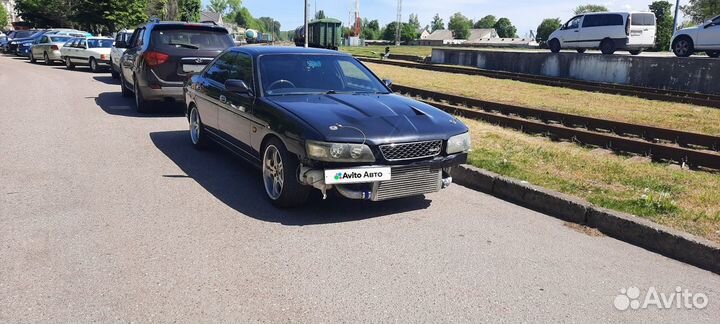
[304,0,309,48]
[670,0,681,50]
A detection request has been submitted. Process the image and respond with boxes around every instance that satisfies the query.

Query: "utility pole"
[395,0,402,45]
[670,0,681,51]
[304,0,309,47]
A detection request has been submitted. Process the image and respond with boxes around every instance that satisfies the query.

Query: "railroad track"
[393,84,720,171]
[360,57,720,109]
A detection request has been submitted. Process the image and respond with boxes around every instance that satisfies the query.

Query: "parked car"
[110,29,134,78]
[184,47,471,207]
[547,12,656,55]
[119,21,234,113]
[29,35,73,64]
[13,31,48,57]
[1,30,35,53]
[45,29,92,37]
[4,30,44,54]
[671,15,720,58]
[60,37,114,72]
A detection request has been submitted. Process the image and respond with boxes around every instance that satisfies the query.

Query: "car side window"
[713,17,720,25]
[78,39,86,49]
[205,51,237,85]
[70,39,79,47]
[228,53,253,87]
[40,36,48,43]
[566,16,582,29]
[130,28,144,48]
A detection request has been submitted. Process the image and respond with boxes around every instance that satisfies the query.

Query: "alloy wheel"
[675,40,690,56]
[263,145,284,200]
[189,108,201,145]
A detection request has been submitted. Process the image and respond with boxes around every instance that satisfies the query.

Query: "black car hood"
[267,93,468,145]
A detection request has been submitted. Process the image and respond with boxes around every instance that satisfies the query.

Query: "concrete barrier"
[431,48,720,95]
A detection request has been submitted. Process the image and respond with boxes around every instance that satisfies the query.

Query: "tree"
[207,0,228,13]
[314,10,325,20]
[178,0,201,22]
[448,12,471,39]
[493,17,517,38]
[474,15,497,29]
[380,21,418,42]
[361,19,380,40]
[430,13,444,32]
[682,0,720,24]
[147,0,169,20]
[649,1,674,51]
[408,13,420,30]
[574,4,608,15]
[536,18,562,42]
[0,5,8,29]
[15,0,75,27]
[258,16,280,35]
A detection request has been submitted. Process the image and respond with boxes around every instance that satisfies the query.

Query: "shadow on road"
[149,130,432,225]
[93,75,119,85]
[94,92,185,117]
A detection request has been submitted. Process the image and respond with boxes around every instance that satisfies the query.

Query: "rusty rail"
[361,58,720,109]
[393,84,720,171]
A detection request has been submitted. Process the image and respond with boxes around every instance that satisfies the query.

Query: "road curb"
[450,164,720,275]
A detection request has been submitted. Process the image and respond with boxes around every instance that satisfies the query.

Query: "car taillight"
[144,51,169,67]
[50,45,59,50]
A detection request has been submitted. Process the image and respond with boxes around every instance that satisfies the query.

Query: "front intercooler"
[371,165,442,201]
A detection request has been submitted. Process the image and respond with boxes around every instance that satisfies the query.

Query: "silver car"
[29,35,73,64]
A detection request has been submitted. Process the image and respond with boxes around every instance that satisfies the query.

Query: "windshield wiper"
[169,42,200,49]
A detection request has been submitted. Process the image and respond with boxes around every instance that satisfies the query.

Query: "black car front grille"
[379,140,443,161]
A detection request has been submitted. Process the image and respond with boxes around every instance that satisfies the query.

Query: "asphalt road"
[1,54,718,323]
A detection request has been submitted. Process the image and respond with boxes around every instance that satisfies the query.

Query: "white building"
[2,0,19,29]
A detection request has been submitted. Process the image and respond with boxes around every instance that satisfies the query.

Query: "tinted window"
[131,29,144,47]
[631,13,655,26]
[50,36,71,43]
[14,31,35,38]
[228,53,253,84]
[259,54,389,96]
[712,16,720,24]
[205,52,237,84]
[151,28,233,50]
[87,39,113,48]
[583,14,624,27]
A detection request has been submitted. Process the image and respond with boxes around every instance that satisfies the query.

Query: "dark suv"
[117,21,234,113]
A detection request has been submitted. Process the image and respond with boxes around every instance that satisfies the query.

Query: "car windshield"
[14,31,35,38]
[49,36,71,43]
[87,39,113,48]
[152,28,233,50]
[259,54,390,96]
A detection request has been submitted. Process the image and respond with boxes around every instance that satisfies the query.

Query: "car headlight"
[306,140,375,162]
[21,43,31,47]
[446,132,471,154]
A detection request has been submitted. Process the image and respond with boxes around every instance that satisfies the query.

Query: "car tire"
[672,36,694,57]
[262,138,310,208]
[133,76,150,113]
[89,57,100,73]
[629,50,643,56]
[43,52,51,65]
[188,106,208,150]
[120,74,132,97]
[110,59,120,79]
[707,51,720,58]
[549,39,561,53]
[576,48,586,54]
[64,57,74,69]
[600,39,616,55]
[29,52,36,63]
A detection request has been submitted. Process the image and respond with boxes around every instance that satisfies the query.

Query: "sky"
[202,0,689,36]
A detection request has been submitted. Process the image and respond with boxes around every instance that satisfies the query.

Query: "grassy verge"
[341,46,433,58]
[365,62,720,136]
[462,117,720,243]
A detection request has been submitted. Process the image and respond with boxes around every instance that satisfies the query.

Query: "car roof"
[580,11,654,16]
[231,46,349,57]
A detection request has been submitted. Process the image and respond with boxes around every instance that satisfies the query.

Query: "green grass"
[365,62,720,136]
[340,45,433,58]
[463,118,720,243]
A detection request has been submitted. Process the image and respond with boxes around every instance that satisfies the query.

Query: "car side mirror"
[225,79,252,95]
[115,40,127,48]
[383,79,393,88]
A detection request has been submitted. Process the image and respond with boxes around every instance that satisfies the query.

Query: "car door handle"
[219,95,227,103]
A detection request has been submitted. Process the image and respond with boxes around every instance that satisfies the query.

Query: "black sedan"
[184,47,471,207]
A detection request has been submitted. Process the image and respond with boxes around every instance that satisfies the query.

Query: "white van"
[547,12,656,55]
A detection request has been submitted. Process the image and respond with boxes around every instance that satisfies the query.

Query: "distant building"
[417,28,430,40]
[415,28,497,46]
[200,11,223,26]
[468,29,498,42]
[2,0,20,30]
